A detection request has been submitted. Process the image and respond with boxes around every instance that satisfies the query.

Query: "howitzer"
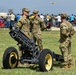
[53,52,64,62]
[9,28,39,64]
[2,27,64,72]
[9,28,38,52]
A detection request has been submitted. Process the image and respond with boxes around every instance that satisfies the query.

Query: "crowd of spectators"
[41,14,76,30]
[0,13,21,28]
[0,13,76,30]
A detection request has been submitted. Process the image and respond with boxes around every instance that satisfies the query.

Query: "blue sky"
[0,0,76,15]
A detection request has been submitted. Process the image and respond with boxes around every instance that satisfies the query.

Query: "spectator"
[6,13,11,28]
[51,14,55,26]
[56,14,61,27]
[0,16,5,28]
[40,14,44,21]
[47,18,52,30]
[10,13,15,27]
[15,14,21,22]
[69,14,75,24]
[46,14,50,22]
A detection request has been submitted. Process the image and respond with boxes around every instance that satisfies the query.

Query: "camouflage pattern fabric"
[16,16,31,39]
[59,19,75,65]
[30,17,46,50]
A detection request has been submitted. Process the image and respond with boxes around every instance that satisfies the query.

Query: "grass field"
[0,28,76,75]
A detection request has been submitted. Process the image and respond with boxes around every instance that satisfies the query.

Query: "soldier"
[15,8,31,58]
[59,13,75,69]
[30,10,46,50]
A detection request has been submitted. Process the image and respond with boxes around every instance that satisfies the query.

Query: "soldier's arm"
[15,18,23,29]
[71,26,75,36]
[39,19,46,30]
[61,24,69,36]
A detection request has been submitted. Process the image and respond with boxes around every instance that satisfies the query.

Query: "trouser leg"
[37,38,43,50]
[60,47,68,65]
[33,33,43,50]
[68,43,72,67]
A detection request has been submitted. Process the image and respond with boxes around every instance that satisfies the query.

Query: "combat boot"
[68,63,72,68]
[61,64,68,69]
[24,63,30,67]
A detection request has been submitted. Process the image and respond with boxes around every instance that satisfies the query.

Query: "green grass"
[0,28,76,75]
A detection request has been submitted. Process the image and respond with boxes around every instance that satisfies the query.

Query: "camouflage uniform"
[15,8,31,58]
[59,13,75,67]
[30,10,46,50]
[16,8,31,39]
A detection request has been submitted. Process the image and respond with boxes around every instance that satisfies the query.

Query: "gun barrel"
[9,28,36,51]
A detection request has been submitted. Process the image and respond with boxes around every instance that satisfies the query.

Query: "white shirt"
[10,14,15,21]
[40,15,44,21]
[56,15,61,22]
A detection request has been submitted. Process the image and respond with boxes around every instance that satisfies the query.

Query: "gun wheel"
[45,54,52,70]
[39,49,53,72]
[3,47,19,69]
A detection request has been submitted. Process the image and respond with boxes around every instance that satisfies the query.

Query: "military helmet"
[60,12,67,18]
[33,10,39,14]
[22,8,30,12]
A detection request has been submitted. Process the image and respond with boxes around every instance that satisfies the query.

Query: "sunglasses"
[26,11,29,13]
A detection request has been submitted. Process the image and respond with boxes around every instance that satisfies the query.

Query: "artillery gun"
[3,27,64,72]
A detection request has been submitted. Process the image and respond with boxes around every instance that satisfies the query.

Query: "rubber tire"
[3,47,19,69]
[39,49,53,72]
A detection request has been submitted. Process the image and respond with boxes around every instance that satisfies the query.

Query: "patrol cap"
[60,12,67,18]
[33,10,39,14]
[22,8,30,12]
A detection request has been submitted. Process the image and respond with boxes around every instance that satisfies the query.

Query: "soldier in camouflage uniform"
[15,8,31,57]
[59,13,75,69]
[30,10,46,50]
[16,8,31,38]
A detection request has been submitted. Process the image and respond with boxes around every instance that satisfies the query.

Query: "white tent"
[0,12,7,18]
